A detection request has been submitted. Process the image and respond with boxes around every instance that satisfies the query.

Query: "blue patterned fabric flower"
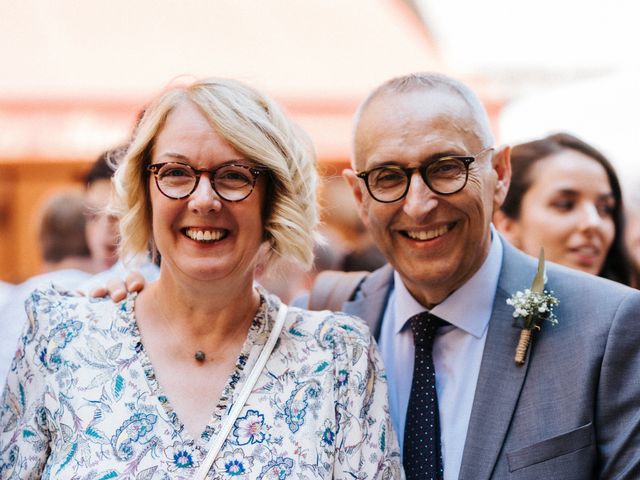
[215,448,254,478]
[233,409,266,445]
[319,420,335,447]
[257,456,294,480]
[164,441,198,471]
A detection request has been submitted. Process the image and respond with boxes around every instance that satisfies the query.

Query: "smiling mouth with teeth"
[184,228,227,242]
[404,223,453,241]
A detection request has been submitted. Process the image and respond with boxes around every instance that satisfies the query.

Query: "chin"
[570,262,601,276]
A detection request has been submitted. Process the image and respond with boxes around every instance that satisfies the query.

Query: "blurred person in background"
[0,78,400,478]
[84,146,121,272]
[319,174,386,272]
[257,174,385,303]
[494,132,633,286]
[81,145,160,293]
[0,191,94,382]
[624,187,640,288]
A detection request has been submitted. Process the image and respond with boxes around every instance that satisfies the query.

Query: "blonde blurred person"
[0,78,401,478]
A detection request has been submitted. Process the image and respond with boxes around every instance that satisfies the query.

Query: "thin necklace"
[151,286,258,363]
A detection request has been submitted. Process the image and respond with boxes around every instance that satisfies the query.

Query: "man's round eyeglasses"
[356,147,494,203]
[147,162,266,202]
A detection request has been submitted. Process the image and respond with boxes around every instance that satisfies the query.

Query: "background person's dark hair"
[502,132,632,285]
[85,145,126,186]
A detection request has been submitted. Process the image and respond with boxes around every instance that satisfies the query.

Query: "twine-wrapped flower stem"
[507,249,559,365]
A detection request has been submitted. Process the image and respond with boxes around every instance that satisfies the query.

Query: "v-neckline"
[120,291,270,447]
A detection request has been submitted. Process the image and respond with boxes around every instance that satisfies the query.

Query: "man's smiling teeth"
[184,228,225,242]
[406,224,450,241]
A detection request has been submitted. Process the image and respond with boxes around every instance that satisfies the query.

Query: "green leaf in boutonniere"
[506,248,559,365]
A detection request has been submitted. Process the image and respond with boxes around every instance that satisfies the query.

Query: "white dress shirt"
[378,230,503,480]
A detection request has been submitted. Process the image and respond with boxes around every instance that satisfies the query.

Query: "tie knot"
[409,312,447,346]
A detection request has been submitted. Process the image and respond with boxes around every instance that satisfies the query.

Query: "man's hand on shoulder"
[89,271,146,302]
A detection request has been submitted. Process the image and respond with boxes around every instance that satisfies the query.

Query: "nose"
[188,174,222,213]
[578,202,604,232]
[402,171,438,220]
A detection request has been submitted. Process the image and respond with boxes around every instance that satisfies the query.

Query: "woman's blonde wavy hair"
[111,78,318,272]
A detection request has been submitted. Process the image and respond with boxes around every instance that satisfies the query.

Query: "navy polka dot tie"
[404,312,447,480]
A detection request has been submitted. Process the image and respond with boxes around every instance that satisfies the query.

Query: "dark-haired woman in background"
[495,132,634,286]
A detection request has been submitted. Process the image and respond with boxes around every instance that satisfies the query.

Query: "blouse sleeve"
[331,314,403,479]
[0,292,51,479]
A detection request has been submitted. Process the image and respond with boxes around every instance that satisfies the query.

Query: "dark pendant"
[194,351,206,362]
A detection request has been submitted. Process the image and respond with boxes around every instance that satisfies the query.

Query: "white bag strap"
[193,302,288,480]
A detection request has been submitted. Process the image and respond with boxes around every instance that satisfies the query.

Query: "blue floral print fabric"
[0,285,402,479]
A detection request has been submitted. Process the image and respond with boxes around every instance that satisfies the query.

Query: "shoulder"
[353,264,394,296]
[286,304,375,349]
[26,285,130,335]
[545,261,639,312]
[500,244,639,336]
[500,239,637,310]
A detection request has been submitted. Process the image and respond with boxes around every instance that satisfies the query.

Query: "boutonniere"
[506,248,559,365]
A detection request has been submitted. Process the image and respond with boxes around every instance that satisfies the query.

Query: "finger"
[124,272,146,293]
[106,278,127,302]
[89,286,108,298]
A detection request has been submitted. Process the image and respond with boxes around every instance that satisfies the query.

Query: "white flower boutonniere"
[507,248,559,365]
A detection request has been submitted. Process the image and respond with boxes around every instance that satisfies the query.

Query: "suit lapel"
[459,241,537,480]
[342,264,394,339]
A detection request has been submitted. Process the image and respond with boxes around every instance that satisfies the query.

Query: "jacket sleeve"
[596,289,640,478]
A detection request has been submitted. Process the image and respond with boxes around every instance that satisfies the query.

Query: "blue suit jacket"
[340,238,640,479]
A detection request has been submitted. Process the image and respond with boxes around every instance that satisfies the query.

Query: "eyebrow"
[554,189,616,202]
[156,152,251,166]
[158,152,190,162]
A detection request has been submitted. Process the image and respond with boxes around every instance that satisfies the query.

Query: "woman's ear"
[493,210,521,248]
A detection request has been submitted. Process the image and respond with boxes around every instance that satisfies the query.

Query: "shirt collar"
[393,225,503,338]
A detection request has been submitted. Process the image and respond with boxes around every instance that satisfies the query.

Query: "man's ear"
[342,168,369,226]
[492,144,511,209]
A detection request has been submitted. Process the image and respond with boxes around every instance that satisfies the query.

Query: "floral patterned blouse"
[0,285,402,479]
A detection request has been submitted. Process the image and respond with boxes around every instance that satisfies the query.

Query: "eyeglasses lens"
[155,163,256,201]
[367,157,468,202]
[425,158,467,194]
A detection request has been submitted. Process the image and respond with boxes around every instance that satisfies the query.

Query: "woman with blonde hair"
[0,78,400,478]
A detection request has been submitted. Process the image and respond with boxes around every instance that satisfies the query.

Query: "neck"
[156,276,258,336]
